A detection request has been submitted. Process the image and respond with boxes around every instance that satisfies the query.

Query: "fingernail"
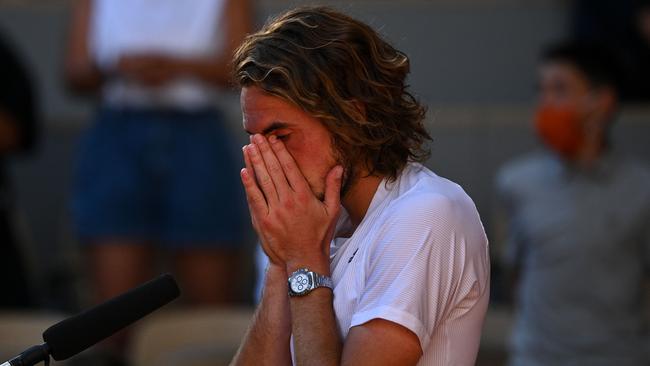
[269,135,277,143]
[254,134,264,144]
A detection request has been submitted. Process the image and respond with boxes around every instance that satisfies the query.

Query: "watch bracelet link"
[313,272,333,289]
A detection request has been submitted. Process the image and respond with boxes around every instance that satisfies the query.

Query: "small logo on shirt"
[348,248,359,263]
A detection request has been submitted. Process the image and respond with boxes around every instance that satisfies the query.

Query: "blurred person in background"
[0,29,38,309]
[64,0,250,363]
[496,41,650,366]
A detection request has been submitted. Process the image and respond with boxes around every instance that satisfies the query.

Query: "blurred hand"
[116,54,181,87]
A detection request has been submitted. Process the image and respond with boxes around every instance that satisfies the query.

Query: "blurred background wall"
[1,0,648,364]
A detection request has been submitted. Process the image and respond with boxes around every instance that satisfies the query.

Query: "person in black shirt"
[0,29,38,308]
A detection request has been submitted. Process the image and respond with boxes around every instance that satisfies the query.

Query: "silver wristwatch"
[287,268,333,297]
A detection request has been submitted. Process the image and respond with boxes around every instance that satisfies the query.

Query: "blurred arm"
[493,175,524,304]
[494,203,521,303]
[117,0,253,88]
[64,0,104,94]
[169,0,253,87]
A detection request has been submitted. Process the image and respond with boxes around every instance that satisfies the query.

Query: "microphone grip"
[3,344,49,366]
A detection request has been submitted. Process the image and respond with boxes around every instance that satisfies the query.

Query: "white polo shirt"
[330,163,489,365]
[259,163,490,365]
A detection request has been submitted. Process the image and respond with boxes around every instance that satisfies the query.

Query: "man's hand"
[240,134,343,274]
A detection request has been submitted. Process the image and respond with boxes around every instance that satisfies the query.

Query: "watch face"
[290,272,312,294]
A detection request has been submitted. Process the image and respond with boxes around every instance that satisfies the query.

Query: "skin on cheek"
[299,155,331,201]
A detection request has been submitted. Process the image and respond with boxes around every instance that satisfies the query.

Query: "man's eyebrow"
[245,121,291,135]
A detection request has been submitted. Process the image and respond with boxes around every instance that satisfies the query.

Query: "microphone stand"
[2,344,50,366]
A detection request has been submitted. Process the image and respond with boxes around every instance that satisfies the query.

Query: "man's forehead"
[241,87,288,115]
[241,86,306,134]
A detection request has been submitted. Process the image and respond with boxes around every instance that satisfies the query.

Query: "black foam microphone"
[2,273,180,366]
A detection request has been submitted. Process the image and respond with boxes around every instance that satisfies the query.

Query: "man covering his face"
[231,6,490,366]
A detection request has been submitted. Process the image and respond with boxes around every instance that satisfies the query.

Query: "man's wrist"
[265,264,288,282]
[285,256,330,276]
[261,264,288,296]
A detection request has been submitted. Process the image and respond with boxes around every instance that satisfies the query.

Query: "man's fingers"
[252,134,291,198]
[243,144,256,182]
[268,135,311,193]
[240,167,268,216]
[324,165,343,214]
[246,143,279,205]
[242,144,262,216]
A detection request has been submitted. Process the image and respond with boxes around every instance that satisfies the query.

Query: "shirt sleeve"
[349,192,489,350]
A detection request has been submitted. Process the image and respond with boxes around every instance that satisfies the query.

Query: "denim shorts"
[72,107,246,248]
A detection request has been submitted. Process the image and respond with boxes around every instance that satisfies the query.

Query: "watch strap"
[313,272,333,290]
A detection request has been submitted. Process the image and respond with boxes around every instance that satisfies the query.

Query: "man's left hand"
[240,134,343,274]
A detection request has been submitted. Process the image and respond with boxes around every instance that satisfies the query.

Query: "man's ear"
[601,86,617,113]
[592,85,617,112]
[585,86,617,141]
[588,85,617,121]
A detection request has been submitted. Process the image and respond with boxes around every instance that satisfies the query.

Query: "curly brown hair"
[233,6,430,181]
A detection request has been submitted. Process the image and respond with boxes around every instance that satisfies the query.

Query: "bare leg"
[89,241,154,300]
[86,241,154,351]
[173,247,241,305]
